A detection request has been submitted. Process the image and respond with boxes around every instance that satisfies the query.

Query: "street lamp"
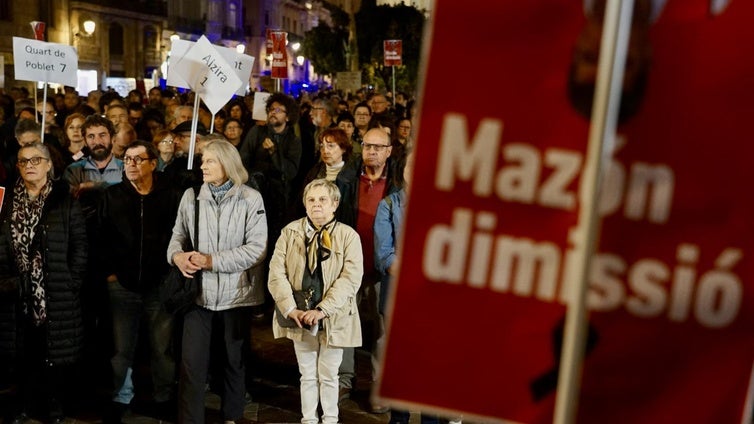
[83,20,96,36]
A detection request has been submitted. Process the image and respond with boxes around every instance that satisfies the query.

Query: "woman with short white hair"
[269,178,363,424]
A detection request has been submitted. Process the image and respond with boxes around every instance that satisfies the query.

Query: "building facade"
[0,0,342,94]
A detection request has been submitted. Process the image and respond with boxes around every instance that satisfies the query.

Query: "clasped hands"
[173,251,212,278]
[288,308,326,328]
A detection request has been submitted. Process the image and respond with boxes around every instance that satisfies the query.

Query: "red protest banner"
[384,39,402,66]
[577,1,754,423]
[379,0,754,423]
[378,1,589,423]
[270,30,288,79]
[30,21,45,41]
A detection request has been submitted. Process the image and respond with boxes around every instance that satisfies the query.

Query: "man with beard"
[62,114,124,404]
[63,115,124,219]
[240,92,301,246]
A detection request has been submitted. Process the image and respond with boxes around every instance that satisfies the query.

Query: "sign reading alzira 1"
[378,1,754,424]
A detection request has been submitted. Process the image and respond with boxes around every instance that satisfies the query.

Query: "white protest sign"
[12,37,77,86]
[336,71,361,93]
[169,39,254,96]
[167,39,196,89]
[171,36,242,115]
[252,92,271,121]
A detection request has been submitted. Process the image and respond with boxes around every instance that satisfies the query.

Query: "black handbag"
[275,288,315,329]
[161,186,202,314]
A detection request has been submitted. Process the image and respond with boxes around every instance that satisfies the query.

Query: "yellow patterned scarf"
[306,217,336,274]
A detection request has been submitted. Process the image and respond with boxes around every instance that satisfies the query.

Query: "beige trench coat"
[268,218,363,347]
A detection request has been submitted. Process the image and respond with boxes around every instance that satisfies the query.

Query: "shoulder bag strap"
[192,186,200,251]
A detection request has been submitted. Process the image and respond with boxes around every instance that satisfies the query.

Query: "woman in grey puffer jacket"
[167,140,267,424]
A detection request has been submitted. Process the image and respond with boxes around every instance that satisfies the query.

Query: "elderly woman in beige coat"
[268,178,363,424]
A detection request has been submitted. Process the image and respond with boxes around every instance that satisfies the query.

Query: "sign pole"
[187,92,201,170]
[392,66,396,108]
[40,82,48,143]
[210,112,215,134]
[34,88,38,122]
[553,0,634,423]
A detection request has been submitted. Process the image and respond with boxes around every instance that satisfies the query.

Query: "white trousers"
[293,331,343,424]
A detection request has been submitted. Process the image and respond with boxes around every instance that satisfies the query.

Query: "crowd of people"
[0,84,461,424]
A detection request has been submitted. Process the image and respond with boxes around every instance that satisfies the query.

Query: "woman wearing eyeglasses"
[152,129,177,171]
[0,142,87,423]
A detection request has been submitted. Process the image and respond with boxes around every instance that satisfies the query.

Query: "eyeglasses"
[354,113,370,117]
[123,155,152,165]
[398,125,411,130]
[361,143,390,152]
[267,107,287,114]
[17,156,49,167]
[225,125,241,131]
[159,138,174,144]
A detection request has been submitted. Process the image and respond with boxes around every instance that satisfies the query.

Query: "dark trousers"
[179,305,250,424]
[16,320,70,420]
[390,409,440,424]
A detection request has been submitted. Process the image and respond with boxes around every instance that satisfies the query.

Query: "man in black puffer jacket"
[97,140,182,422]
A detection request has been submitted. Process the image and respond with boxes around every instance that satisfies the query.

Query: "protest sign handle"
[187,92,201,170]
[553,1,635,423]
[392,66,396,108]
[210,112,215,134]
[41,82,48,144]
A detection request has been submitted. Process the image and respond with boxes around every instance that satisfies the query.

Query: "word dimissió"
[423,113,742,328]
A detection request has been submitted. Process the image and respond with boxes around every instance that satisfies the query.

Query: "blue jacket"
[373,189,406,276]
[373,189,406,314]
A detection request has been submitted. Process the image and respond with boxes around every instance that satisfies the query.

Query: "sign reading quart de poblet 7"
[13,37,78,86]
[378,1,754,424]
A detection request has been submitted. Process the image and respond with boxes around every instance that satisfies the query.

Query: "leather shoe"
[10,413,30,424]
[370,403,390,414]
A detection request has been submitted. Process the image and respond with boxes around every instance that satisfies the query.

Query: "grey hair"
[302,178,341,205]
[18,141,54,179]
[201,139,248,186]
